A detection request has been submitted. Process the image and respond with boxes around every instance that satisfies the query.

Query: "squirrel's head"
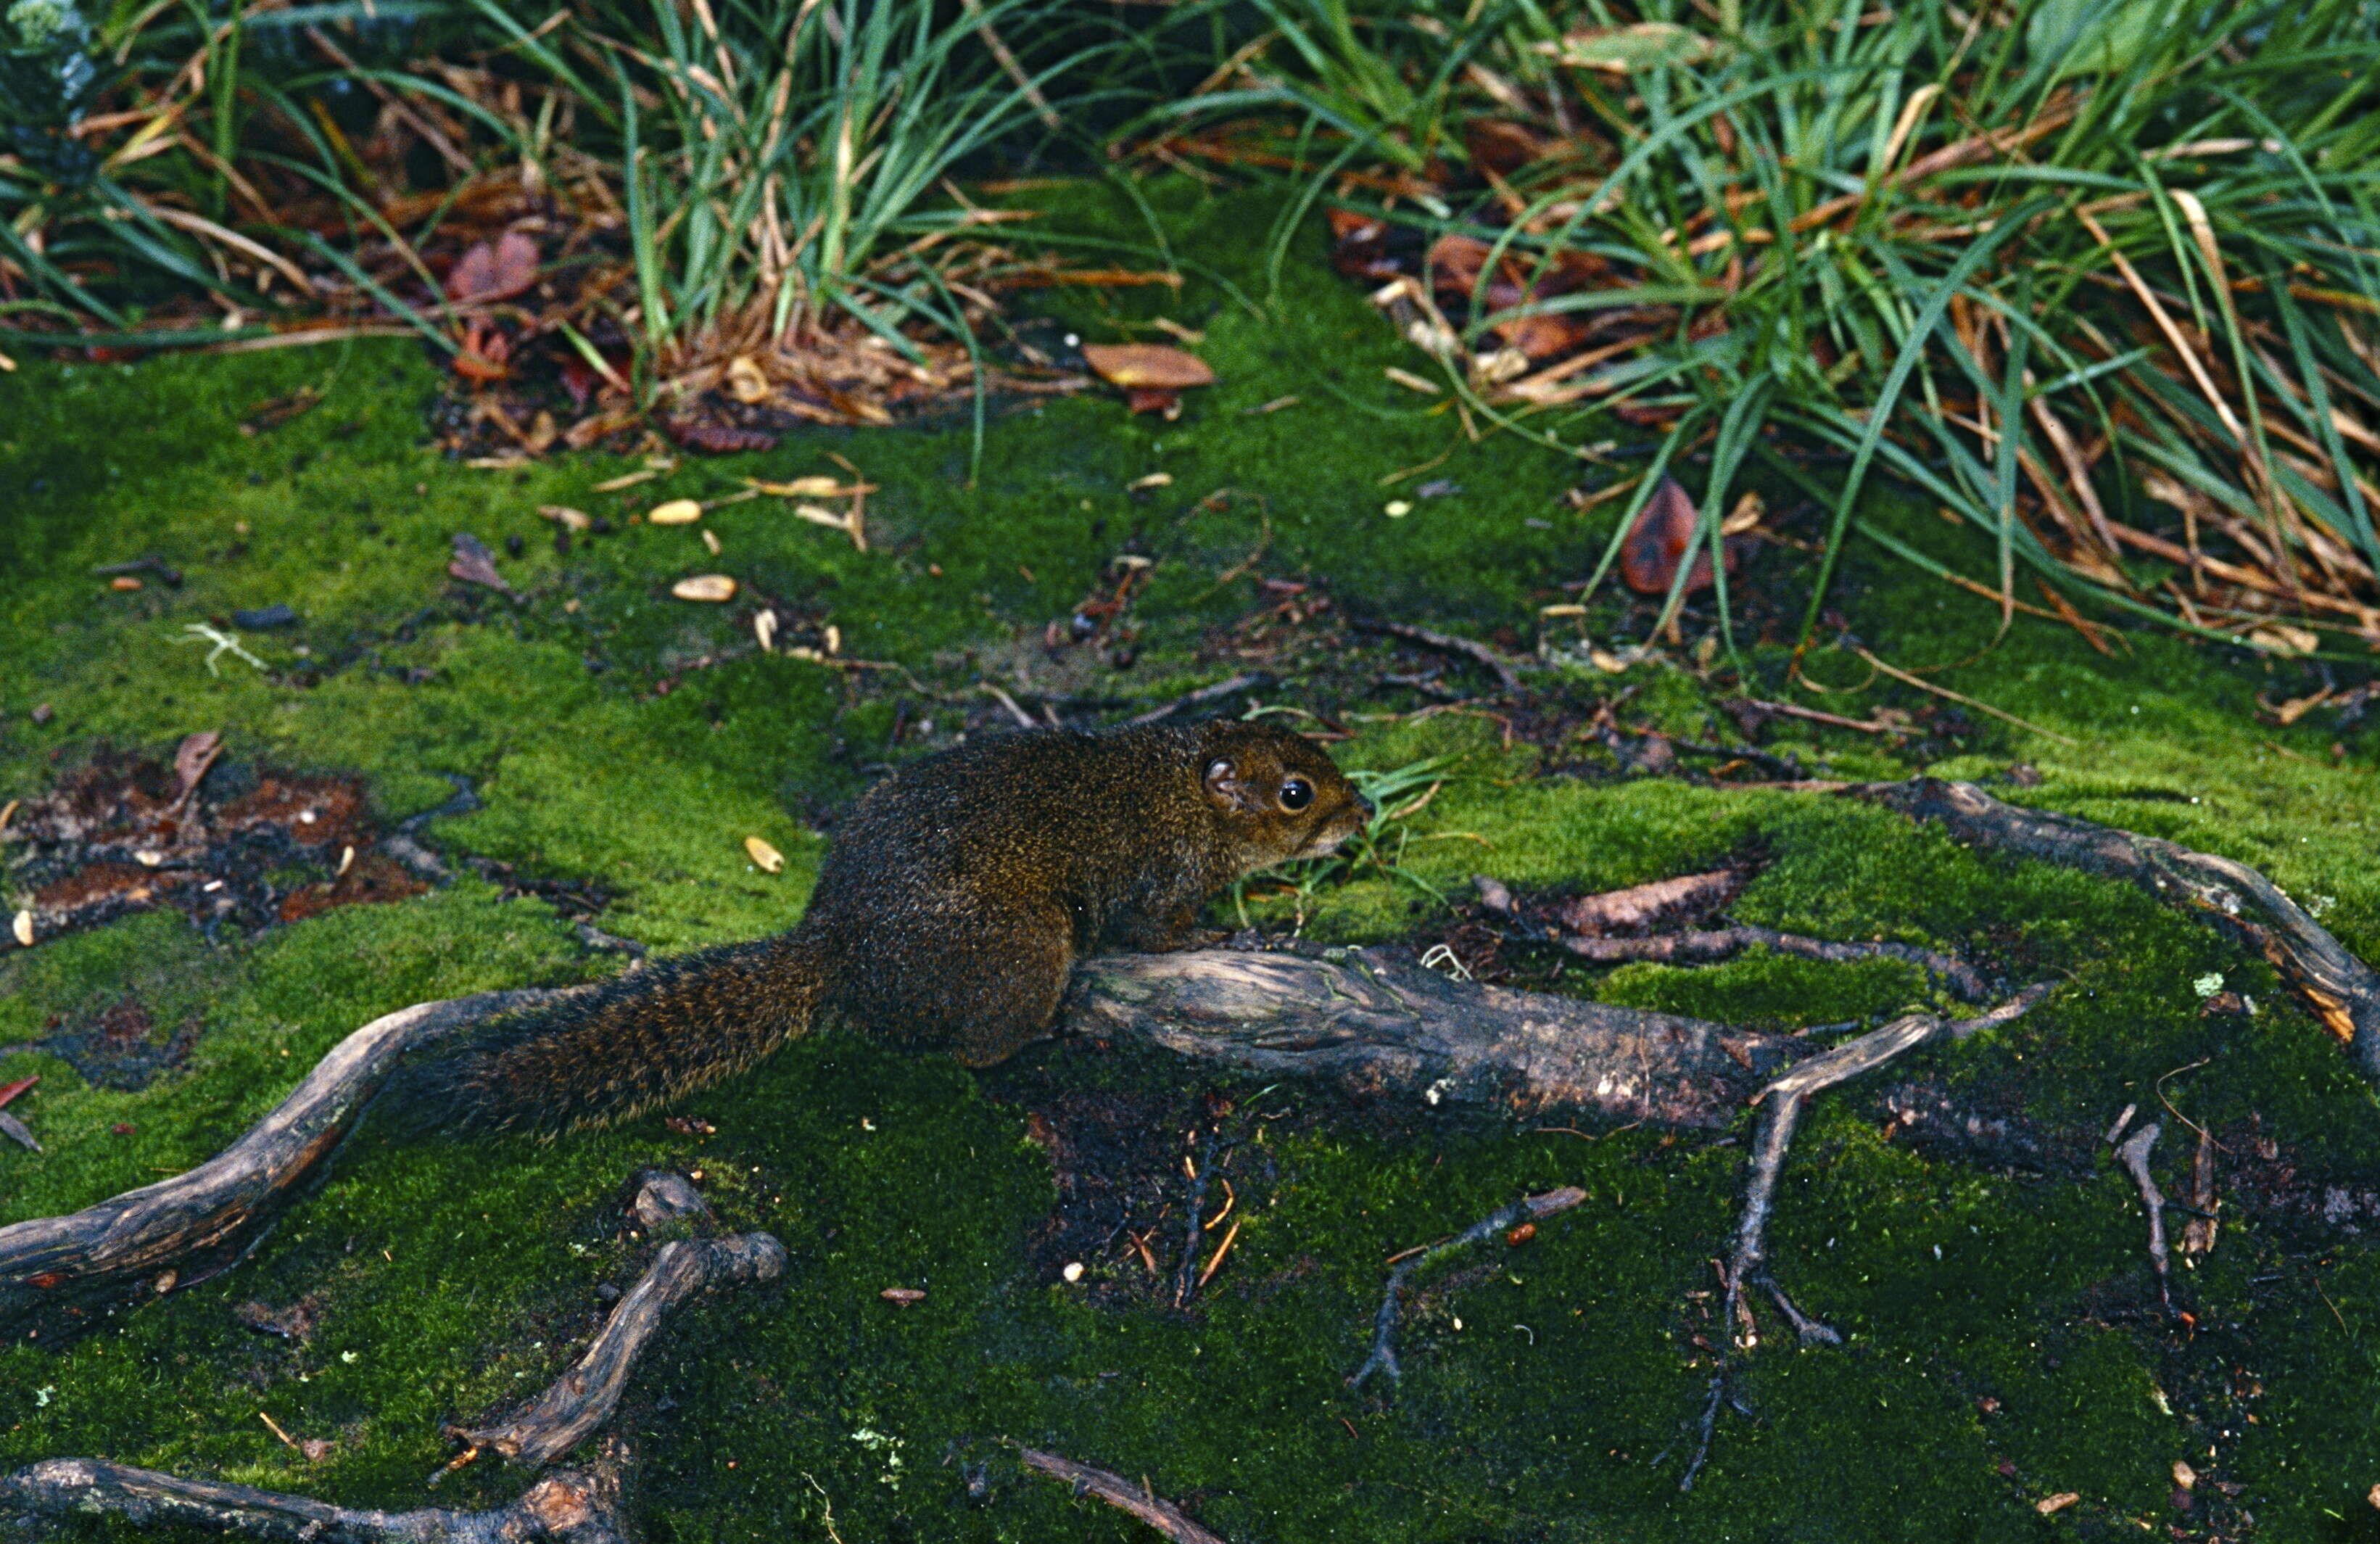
[1191,721,1371,872]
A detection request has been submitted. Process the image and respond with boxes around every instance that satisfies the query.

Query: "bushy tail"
[395,932,827,1138]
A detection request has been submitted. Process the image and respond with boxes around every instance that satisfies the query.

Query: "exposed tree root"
[1013,1445,1226,1544]
[2,949,1816,1334]
[0,1167,783,1539]
[0,987,571,1337]
[448,1172,785,1470]
[1678,984,2054,1490]
[1063,945,1809,1127]
[1853,778,2380,1086]
[1555,925,1991,1001]
[0,1435,637,1543]
[1349,1186,1588,1390]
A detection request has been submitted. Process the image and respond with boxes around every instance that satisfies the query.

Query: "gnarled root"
[0,1434,637,1544]
[1677,986,2054,1490]
[6,950,1806,1333]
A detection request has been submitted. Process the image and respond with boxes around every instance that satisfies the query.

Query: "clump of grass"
[475,0,1114,381]
[1175,0,2380,660]
[1234,752,1460,928]
[1,0,1123,451]
[0,0,478,344]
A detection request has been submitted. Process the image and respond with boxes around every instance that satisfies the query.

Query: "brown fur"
[409,721,1366,1135]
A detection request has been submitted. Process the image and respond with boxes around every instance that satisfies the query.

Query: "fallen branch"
[2113,1120,2171,1309]
[1123,672,1274,727]
[0,1435,636,1544]
[1354,619,1528,695]
[1679,984,2054,1490]
[1853,778,2380,1086]
[1349,1186,1587,1390]
[1014,1445,1226,1544]
[1556,925,1991,1002]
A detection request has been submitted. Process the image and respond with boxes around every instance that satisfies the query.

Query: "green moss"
[4,180,2378,1540]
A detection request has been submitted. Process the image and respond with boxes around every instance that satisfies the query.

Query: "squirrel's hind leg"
[840,907,1075,1070]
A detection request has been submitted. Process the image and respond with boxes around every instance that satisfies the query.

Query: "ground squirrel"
[406,719,1368,1135]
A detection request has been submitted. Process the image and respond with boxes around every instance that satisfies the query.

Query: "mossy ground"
[4,180,2379,1541]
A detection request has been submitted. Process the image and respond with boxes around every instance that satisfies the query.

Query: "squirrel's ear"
[1204,756,1260,814]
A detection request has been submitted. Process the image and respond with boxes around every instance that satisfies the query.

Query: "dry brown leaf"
[445,230,539,304]
[726,355,771,405]
[2034,1493,2080,1515]
[173,730,223,801]
[538,505,591,532]
[11,909,33,948]
[447,532,516,598]
[1557,867,1748,936]
[743,835,785,873]
[672,574,737,602]
[1619,476,1741,595]
[648,498,703,525]
[2245,623,2319,656]
[1080,342,1215,390]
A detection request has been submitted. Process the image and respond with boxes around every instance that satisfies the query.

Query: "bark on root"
[0,1436,637,1544]
[1853,778,2380,1086]
[1679,985,2054,1490]
[448,1173,785,1470]
[1014,1446,1225,1544]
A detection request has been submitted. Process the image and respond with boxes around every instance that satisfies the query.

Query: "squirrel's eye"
[1278,778,1313,812]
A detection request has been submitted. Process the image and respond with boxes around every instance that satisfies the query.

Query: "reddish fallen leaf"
[1555,867,1748,936]
[1326,207,1404,281]
[1612,400,1684,430]
[451,350,510,384]
[0,1076,36,1110]
[445,230,540,304]
[1427,233,1497,297]
[1080,343,1213,390]
[560,355,600,407]
[173,730,223,801]
[1425,234,1600,359]
[1466,119,1558,176]
[880,1287,927,1305]
[1619,475,1743,595]
[666,418,781,454]
[447,532,516,598]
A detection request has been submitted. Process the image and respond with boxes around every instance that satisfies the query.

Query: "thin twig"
[1013,1445,1225,1544]
[1355,619,1528,695]
[1173,1128,1216,1308]
[2115,1120,2172,1309]
[1124,672,1273,727]
[1349,1187,1587,1390]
